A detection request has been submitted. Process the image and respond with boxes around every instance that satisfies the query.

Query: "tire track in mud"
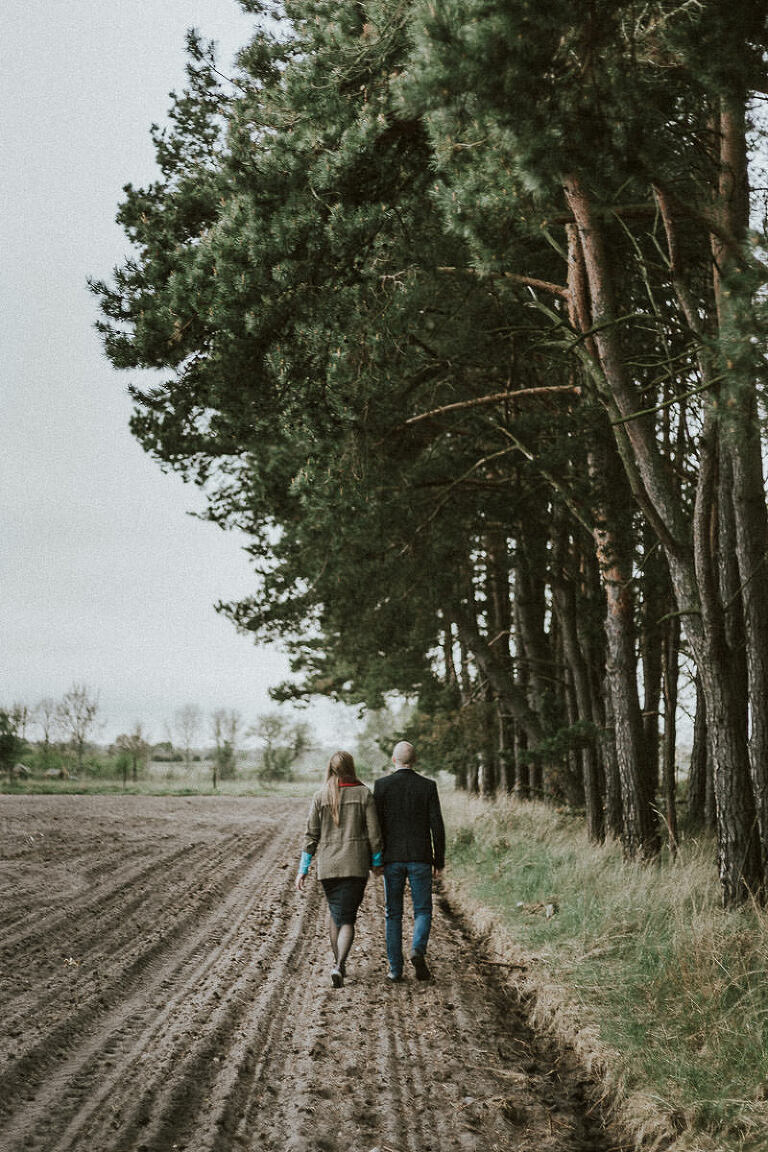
[0,840,153,936]
[0,832,257,1019]
[0,795,627,1152]
[81,860,324,1152]
[1,839,214,953]
[0,829,273,1111]
[44,854,318,1152]
[0,797,302,1152]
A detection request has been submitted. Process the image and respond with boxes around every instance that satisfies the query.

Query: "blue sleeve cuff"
[299,850,313,876]
[372,851,383,867]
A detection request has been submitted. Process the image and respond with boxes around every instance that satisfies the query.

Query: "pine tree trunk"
[565,217,647,849]
[551,520,604,841]
[480,688,498,798]
[514,726,530,799]
[693,414,762,903]
[484,530,513,797]
[714,95,768,888]
[661,613,680,855]
[496,707,513,793]
[443,620,458,691]
[516,516,564,798]
[600,677,623,839]
[687,675,710,829]
[716,452,748,750]
[729,417,768,882]
[639,533,664,802]
[590,434,659,859]
[515,521,558,735]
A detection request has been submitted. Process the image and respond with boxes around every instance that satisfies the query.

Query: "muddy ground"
[0,795,626,1152]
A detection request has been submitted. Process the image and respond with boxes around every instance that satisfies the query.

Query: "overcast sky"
[1,1,357,746]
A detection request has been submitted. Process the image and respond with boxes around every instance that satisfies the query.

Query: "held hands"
[371,865,383,877]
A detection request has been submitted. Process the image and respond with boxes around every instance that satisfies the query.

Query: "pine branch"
[435,266,570,300]
[404,385,581,426]
[610,377,724,427]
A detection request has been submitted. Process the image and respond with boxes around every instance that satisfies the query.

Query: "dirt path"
[0,795,623,1152]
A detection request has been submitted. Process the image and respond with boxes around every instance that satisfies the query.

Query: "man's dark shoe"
[410,953,431,981]
[386,971,404,983]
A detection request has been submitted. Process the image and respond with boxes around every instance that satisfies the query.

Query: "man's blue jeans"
[383,861,433,977]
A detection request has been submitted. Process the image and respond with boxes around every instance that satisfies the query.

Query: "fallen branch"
[476,958,528,969]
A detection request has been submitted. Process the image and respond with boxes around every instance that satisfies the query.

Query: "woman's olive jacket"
[303,783,383,879]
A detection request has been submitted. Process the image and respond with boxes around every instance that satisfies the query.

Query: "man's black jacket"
[373,768,446,870]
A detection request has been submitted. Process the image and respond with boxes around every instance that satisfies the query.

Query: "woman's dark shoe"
[331,966,344,988]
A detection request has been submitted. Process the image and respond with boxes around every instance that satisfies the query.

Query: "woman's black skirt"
[321,876,368,927]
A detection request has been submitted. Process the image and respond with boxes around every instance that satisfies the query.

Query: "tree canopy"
[94,0,768,906]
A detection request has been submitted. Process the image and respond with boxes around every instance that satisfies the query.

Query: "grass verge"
[0,776,317,799]
[443,793,768,1152]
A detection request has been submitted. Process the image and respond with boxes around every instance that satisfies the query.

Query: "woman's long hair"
[323,750,358,826]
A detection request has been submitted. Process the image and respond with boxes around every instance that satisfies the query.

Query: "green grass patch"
[444,794,768,1151]
[0,773,318,799]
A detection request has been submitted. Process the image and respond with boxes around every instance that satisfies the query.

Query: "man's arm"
[373,777,386,834]
[429,781,446,872]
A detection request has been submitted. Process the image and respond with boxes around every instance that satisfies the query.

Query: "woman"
[295,750,383,988]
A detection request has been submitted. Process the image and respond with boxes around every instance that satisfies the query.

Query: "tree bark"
[714,95,768,887]
[515,517,560,742]
[600,674,623,839]
[639,532,664,802]
[661,612,680,856]
[484,529,514,796]
[590,430,659,859]
[551,518,604,841]
[687,675,711,829]
[514,725,530,799]
[693,412,762,902]
[496,706,513,793]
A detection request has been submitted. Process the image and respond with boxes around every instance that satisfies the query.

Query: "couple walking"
[295,741,446,987]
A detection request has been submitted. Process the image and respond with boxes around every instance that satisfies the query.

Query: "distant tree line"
[93,2,768,905]
[1,689,312,787]
[0,685,101,777]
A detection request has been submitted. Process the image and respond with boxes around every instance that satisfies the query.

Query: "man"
[373,740,446,982]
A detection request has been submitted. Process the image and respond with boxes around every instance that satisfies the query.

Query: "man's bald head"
[392,741,415,767]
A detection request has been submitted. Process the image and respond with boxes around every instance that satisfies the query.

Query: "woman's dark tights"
[329,917,354,972]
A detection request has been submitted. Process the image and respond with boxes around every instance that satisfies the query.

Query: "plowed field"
[0,795,622,1152]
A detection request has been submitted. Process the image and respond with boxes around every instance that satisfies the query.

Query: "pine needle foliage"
[93,0,768,901]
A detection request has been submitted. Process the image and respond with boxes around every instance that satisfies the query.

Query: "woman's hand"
[295,873,306,892]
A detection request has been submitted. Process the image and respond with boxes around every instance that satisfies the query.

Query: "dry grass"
[443,793,768,1152]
